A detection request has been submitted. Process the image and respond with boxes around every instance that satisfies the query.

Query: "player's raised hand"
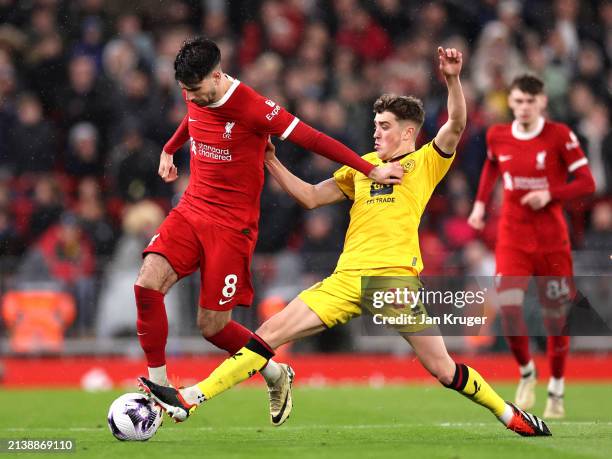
[368,162,404,185]
[438,46,463,78]
[467,201,486,230]
[520,189,551,210]
[264,136,276,163]
[159,150,178,183]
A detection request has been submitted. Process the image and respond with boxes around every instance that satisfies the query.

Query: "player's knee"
[135,254,177,293]
[198,312,230,338]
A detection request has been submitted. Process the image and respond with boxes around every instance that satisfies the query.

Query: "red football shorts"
[495,245,575,304]
[143,210,256,311]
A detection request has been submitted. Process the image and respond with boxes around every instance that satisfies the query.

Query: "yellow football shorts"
[298,267,431,333]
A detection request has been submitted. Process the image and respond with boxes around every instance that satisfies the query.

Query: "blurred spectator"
[471,21,525,95]
[256,173,301,254]
[576,103,610,194]
[101,38,138,85]
[115,67,160,142]
[584,201,612,251]
[8,92,57,174]
[336,6,392,62]
[0,208,22,261]
[17,211,96,333]
[71,16,105,71]
[116,13,156,68]
[56,54,116,138]
[300,207,344,279]
[73,177,115,257]
[23,31,66,112]
[95,200,181,337]
[29,176,64,242]
[462,240,496,277]
[65,122,100,178]
[443,195,478,250]
[106,119,165,202]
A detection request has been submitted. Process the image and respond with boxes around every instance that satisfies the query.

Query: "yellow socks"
[444,363,507,418]
[195,337,274,400]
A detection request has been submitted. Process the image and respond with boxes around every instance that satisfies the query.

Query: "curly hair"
[174,36,221,85]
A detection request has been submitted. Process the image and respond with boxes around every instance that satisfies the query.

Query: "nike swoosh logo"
[271,391,290,425]
[499,155,512,162]
[136,332,147,336]
[188,117,199,122]
[218,298,232,305]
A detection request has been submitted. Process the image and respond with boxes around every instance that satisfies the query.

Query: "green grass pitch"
[1,384,611,458]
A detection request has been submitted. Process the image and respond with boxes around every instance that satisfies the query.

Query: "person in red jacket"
[468,74,595,419]
[134,36,403,426]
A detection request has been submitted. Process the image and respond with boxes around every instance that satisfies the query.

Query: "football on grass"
[107,392,163,441]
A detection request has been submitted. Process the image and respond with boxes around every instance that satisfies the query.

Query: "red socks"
[500,305,532,366]
[135,285,168,368]
[547,335,569,378]
[206,320,253,355]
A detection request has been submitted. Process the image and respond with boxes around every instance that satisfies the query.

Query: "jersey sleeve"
[242,91,299,140]
[423,140,455,189]
[163,115,190,155]
[333,164,357,200]
[557,124,589,173]
[485,127,497,161]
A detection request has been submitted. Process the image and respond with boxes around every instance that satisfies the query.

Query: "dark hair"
[509,74,544,95]
[174,37,221,85]
[373,94,425,127]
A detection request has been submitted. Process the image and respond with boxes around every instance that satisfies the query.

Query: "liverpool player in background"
[135,37,403,425]
[467,75,595,419]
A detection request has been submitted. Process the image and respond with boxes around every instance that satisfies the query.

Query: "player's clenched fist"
[159,151,178,182]
[438,46,463,77]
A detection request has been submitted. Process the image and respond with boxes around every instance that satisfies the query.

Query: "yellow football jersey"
[333,141,454,274]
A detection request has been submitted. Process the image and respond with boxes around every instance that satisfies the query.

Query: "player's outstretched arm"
[434,47,466,155]
[287,122,403,185]
[264,139,346,209]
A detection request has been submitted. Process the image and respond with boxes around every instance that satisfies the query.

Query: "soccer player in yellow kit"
[139,47,551,437]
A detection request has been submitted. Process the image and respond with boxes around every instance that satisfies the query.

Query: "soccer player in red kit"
[134,37,403,425]
[468,75,595,419]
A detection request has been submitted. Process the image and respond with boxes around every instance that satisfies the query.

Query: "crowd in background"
[0,0,610,341]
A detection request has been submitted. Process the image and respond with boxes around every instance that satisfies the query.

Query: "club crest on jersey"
[535,151,547,170]
[402,159,416,173]
[223,121,235,139]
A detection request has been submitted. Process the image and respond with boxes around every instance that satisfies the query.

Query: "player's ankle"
[519,360,535,378]
[547,377,564,397]
[148,365,168,386]
[180,385,206,406]
[261,360,282,386]
[498,403,514,426]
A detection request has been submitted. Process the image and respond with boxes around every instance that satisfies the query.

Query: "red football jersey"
[484,117,589,252]
[168,77,298,234]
